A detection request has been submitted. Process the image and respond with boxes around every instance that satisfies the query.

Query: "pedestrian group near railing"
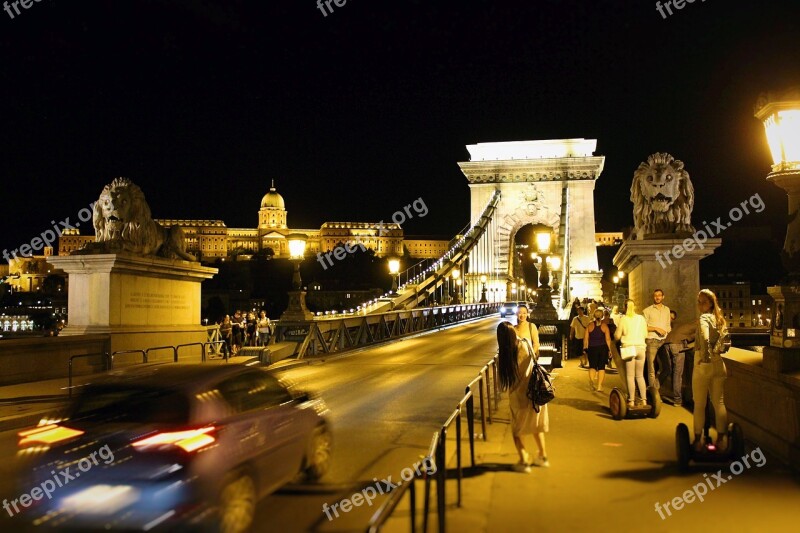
[218,309,273,356]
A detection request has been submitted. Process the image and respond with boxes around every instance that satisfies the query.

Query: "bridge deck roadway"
[1,316,797,532]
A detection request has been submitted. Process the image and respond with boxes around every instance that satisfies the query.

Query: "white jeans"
[623,345,647,403]
[692,358,727,436]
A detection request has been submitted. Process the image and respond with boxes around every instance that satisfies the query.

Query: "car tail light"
[18,424,85,447]
[132,426,217,453]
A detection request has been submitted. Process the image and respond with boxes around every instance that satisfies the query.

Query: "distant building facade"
[595,232,623,246]
[58,183,447,261]
[704,275,773,329]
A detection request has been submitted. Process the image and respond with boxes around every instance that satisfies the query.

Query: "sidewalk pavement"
[383,358,799,532]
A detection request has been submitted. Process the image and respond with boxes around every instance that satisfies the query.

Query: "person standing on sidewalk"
[245,312,257,346]
[257,311,272,346]
[614,299,648,408]
[231,310,244,355]
[513,304,540,358]
[643,289,671,389]
[497,322,549,473]
[664,310,695,406]
[692,289,729,452]
[570,306,590,367]
[584,308,612,392]
[220,315,233,357]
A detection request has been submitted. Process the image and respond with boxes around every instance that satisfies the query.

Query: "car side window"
[218,372,293,413]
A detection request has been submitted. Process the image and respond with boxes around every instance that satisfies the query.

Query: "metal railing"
[204,340,227,361]
[64,340,256,399]
[366,353,500,532]
[176,342,205,362]
[68,352,110,397]
[277,303,500,359]
[109,349,147,368]
[144,345,178,363]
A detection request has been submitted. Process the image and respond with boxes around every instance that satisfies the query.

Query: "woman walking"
[497,322,549,473]
[692,289,729,452]
[584,308,612,392]
[614,299,648,408]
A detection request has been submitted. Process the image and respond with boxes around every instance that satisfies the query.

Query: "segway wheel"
[647,386,662,418]
[676,423,691,472]
[729,422,745,458]
[609,388,627,420]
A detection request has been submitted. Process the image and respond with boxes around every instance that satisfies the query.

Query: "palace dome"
[261,181,285,210]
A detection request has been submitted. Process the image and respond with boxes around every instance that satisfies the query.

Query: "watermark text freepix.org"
[317,0,351,18]
[316,197,428,270]
[656,0,709,20]
[322,456,435,521]
[2,202,96,263]
[3,0,48,20]
[654,446,766,520]
[3,443,115,517]
[655,193,764,269]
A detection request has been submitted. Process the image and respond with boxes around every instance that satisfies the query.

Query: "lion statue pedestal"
[614,153,720,322]
[47,178,218,355]
[47,252,218,355]
[613,238,720,326]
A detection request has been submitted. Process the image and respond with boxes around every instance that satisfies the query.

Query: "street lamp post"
[280,233,313,321]
[480,274,488,303]
[755,88,800,361]
[388,258,400,294]
[451,268,461,304]
[755,88,800,277]
[531,230,558,320]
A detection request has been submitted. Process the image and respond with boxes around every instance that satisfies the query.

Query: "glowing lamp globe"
[536,231,552,253]
[287,234,308,259]
[755,88,800,174]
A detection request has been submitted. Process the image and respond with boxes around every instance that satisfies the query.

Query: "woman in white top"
[614,299,648,408]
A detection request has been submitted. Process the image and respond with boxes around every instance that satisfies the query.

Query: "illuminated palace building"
[58,182,451,261]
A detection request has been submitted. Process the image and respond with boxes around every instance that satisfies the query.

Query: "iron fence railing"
[276,303,500,360]
[366,353,500,532]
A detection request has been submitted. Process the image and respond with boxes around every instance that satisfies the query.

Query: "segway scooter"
[675,400,745,472]
[608,347,661,420]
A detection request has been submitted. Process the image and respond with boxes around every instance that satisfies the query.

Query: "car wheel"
[305,425,332,481]
[218,471,257,533]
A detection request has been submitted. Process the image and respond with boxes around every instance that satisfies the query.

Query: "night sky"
[2,0,799,258]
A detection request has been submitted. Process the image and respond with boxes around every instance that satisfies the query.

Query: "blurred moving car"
[16,364,331,533]
[499,301,518,318]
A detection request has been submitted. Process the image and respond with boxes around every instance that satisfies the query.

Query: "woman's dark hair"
[497,322,519,391]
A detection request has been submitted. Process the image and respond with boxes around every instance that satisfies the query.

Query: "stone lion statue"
[631,153,695,240]
[74,177,196,261]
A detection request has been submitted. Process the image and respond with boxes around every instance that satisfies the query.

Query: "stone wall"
[0,335,110,387]
[724,347,800,470]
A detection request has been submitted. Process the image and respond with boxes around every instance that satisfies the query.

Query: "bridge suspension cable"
[359,190,502,314]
